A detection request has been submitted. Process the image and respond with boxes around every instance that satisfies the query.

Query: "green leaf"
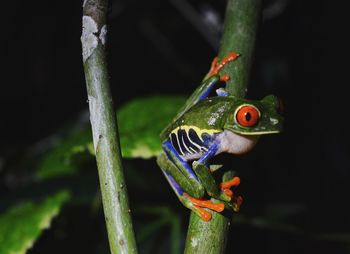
[0,190,70,254]
[35,95,185,180]
[118,95,186,159]
[35,127,94,180]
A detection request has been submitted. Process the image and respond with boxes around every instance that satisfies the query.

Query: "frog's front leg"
[173,51,239,118]
[195,51,240,102]
[157,142,225,221]
[192,142,243,207]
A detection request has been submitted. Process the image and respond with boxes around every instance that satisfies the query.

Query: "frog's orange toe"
[196,208,212,221]
[220,177,240,198]
[220,176,240,190]
[208,51,240,77]
[220,74,230,82]
[184,193,224,212]
[184,193,225,221]
[220,176,243,210]
[222,188,233,197]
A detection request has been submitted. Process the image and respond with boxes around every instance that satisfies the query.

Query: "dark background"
[1,0,349,253]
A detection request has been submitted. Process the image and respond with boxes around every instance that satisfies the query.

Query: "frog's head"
[224,95,283,135]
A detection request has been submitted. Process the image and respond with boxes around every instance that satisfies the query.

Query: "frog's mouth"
[232,129,280,135]
[225,125,281,136]
[229,129,280,135]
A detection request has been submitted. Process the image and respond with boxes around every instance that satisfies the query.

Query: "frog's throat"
[215,130,259,155]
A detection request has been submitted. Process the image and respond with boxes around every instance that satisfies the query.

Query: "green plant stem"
[184,0,261,253]
[218,0,262,97]
[81,1,137,253]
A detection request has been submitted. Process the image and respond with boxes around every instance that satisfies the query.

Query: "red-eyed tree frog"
[156,52,283,221]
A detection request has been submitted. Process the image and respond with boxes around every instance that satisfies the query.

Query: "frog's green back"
[160,97,236,140]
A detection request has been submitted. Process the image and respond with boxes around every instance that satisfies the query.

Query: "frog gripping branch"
[157,52,283,221]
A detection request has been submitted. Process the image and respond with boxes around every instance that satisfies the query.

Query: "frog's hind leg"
[159,167,224,222]
[157,149,202,198]
[157,152,224,221]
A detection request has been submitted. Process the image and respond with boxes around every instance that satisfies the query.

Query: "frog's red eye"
[235,105,260,127]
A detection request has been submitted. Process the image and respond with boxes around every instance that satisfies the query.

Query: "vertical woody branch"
[184,0,261,253]
[218,0,262,97]
[81,0,137,253]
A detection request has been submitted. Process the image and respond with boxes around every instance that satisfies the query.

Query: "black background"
[1,0,349,253]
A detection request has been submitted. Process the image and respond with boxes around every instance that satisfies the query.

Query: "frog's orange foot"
[220,176,240,197]
[219,176,243,211]
[208,51,240,78]
[183,193,225,221]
